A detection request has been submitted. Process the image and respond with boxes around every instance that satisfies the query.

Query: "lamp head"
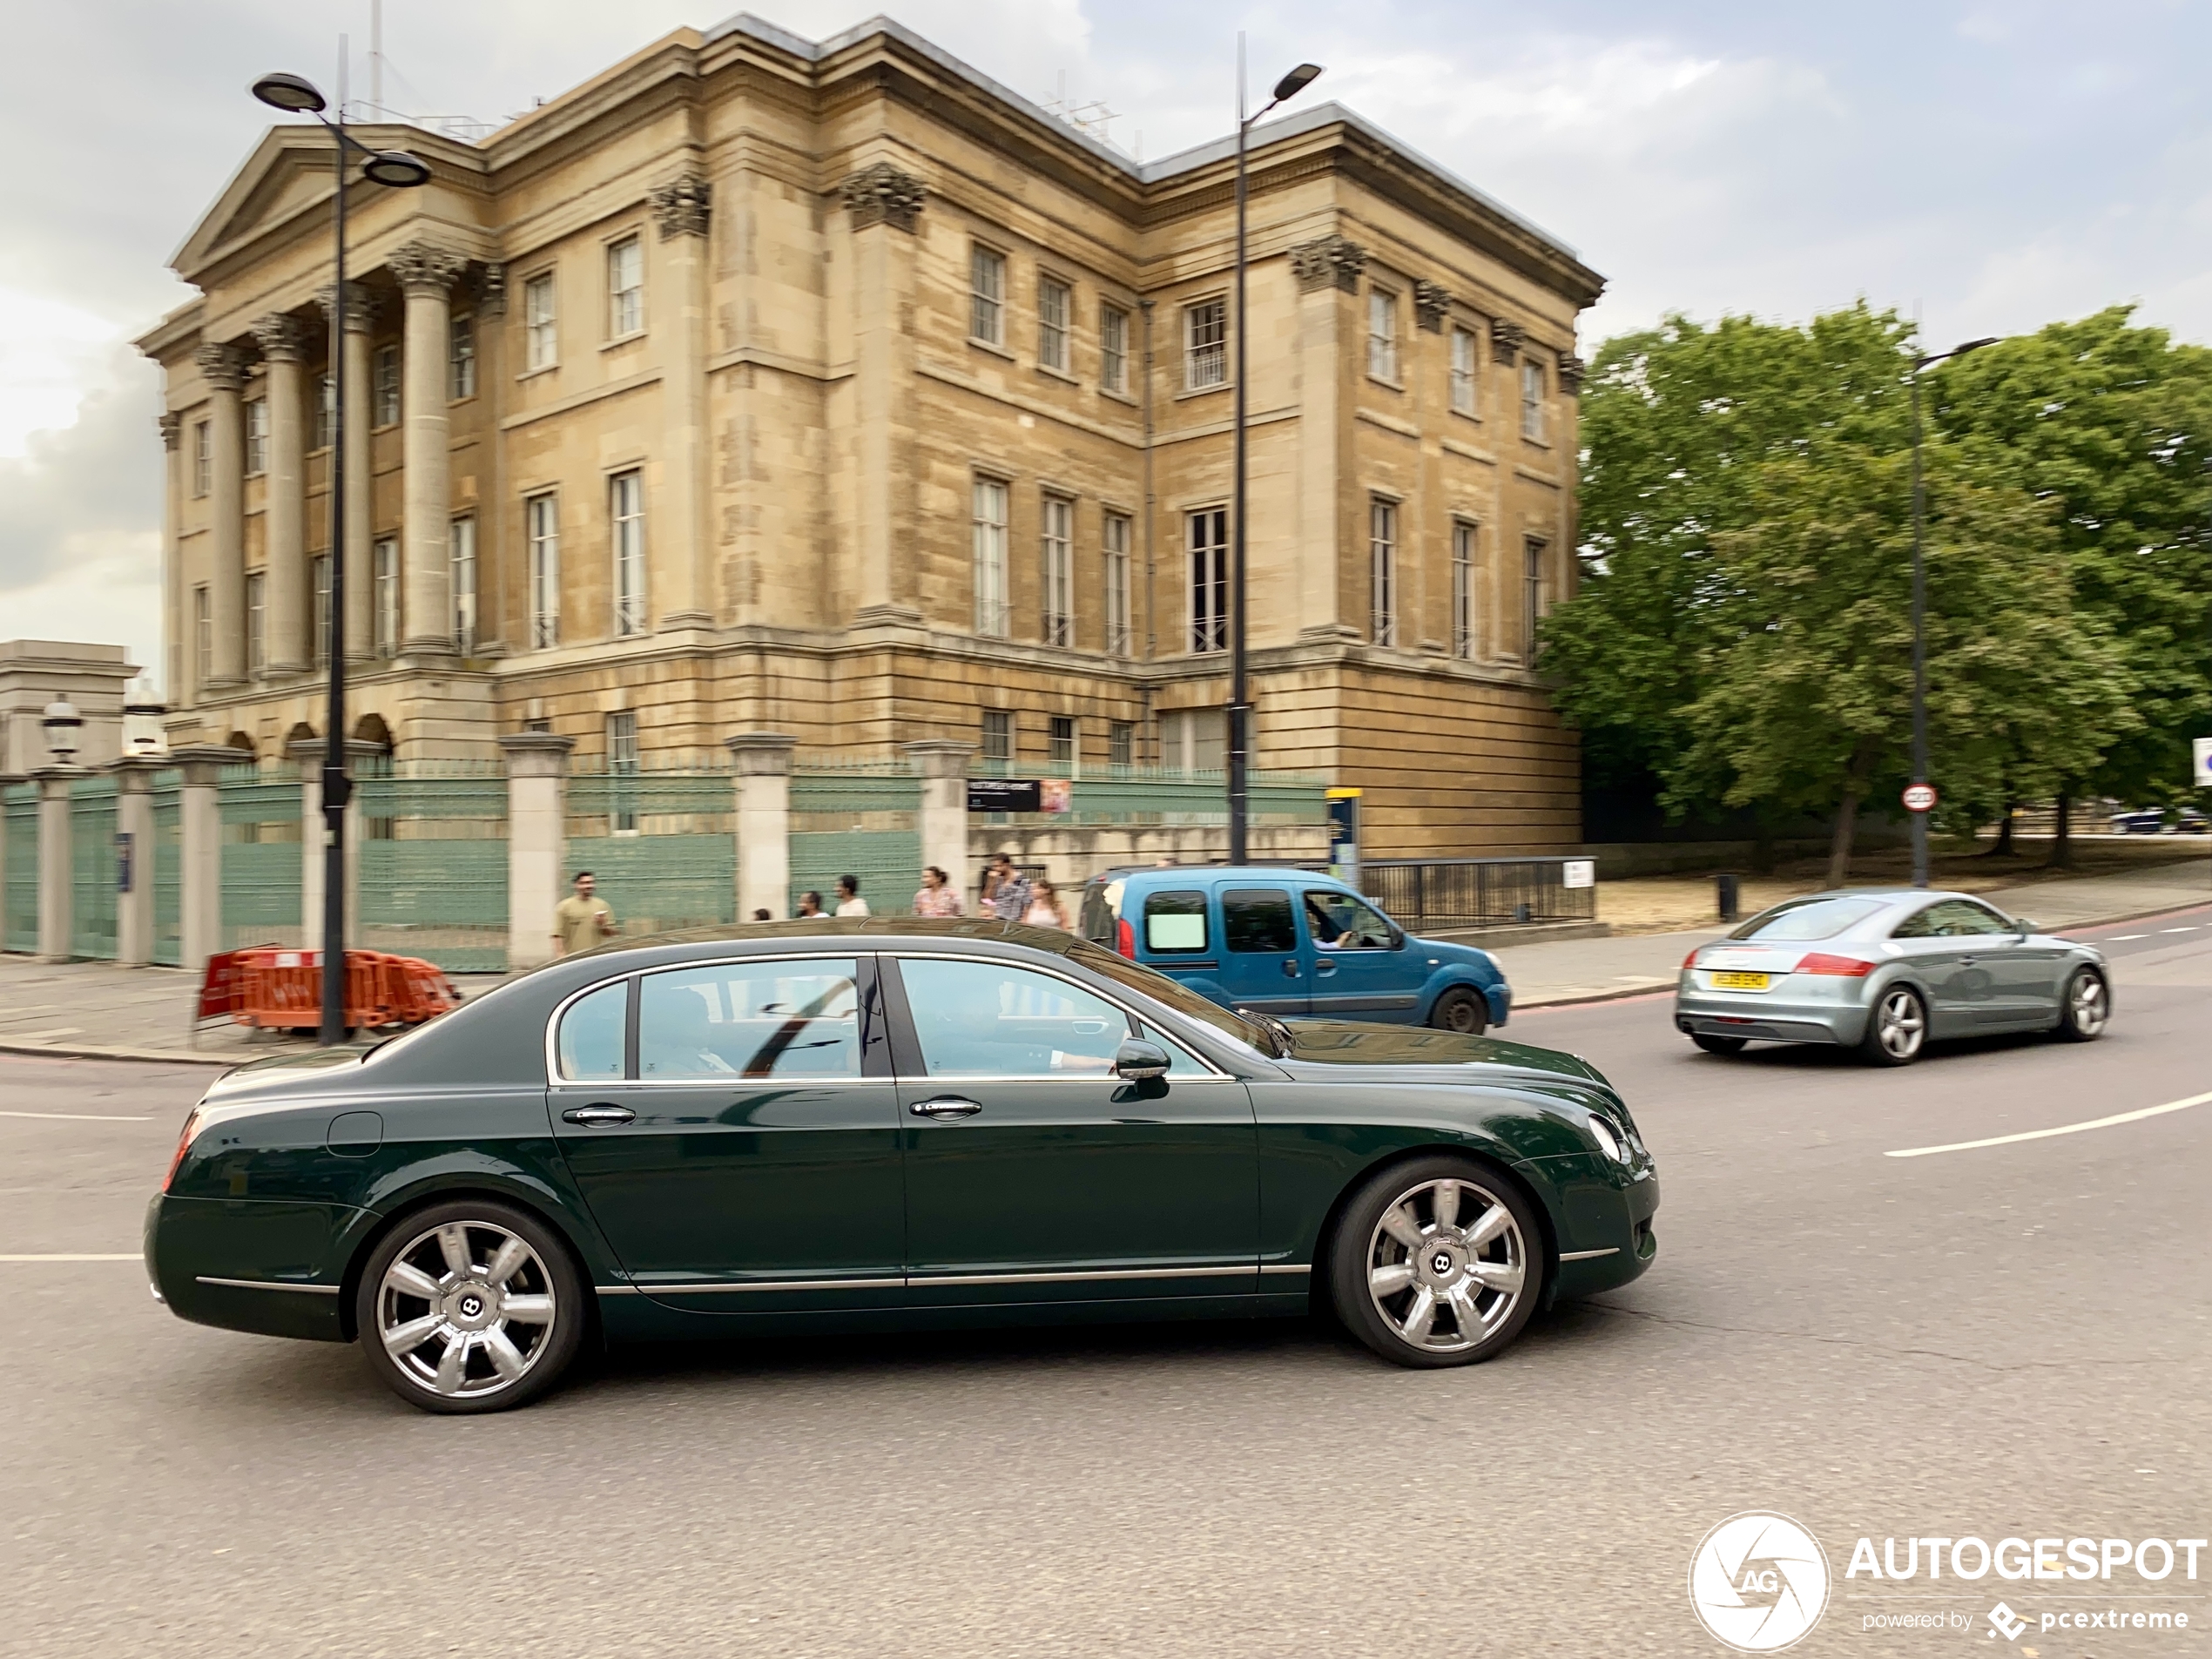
[1271,64,1325,103]
[41,695,82,763]
[252,72,327,114]
[1952,336,2000,356]
[361,150,433,189]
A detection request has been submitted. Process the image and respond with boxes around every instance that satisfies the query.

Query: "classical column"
[903,739,974,905]
[196,342,250,687]
[651,172,714,628]
[158,414,185,704]
[253,314,311,674]
[499,732,574,969]
[111,758,159,967]
[726,732,796,920]
[33,768,75,961]
[1289,234,1366,642]
[172,745,238,975]
[840,162,927,624]
[319,282,376,662]
[390,240,468,656]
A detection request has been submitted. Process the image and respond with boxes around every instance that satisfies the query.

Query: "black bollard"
[1716,873,1740,923]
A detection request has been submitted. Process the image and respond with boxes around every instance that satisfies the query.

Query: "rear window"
[1143,889,1210,954]
[1730,897,1885,942]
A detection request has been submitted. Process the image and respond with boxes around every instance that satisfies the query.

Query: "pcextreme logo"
[1689,1512,1832,1652]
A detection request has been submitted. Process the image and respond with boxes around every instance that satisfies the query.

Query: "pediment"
[170,131,340,281]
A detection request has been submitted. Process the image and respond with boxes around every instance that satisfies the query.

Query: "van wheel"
[1428,988,1487,1035]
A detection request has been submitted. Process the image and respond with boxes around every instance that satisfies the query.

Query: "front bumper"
[1538,1156,1659,1302]
[1675,976,1869,1047]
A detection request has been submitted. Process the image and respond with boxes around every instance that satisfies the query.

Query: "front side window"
[1037,275,1070,371]
[373,536,399,657]
[639,959,862,1080]
[1188,507,1227,654]
[373,344,401,427]
[973,476,1009,636]
[1305,889,1396,950]
[1892,900,2011,940]
[1144,888,1210,954]
[1103,511,1132,657]
[608,237,644,338]
[525,273,557,370]
[449,314,476,400]
[449,516,477,653]
[1184,298,1226,390]
[556,978,629,1080]
[245,571,266,676]
[970,245,1006,345]
[1223,887,1297,954]
[611,469,646,637]
[1367,287,1399,381]
[1521,360,1546,441]
[243,397,267,475]
[1452,522,1478,660]
[898,958,1130,1079]
[1100,304,1129,393]
[1041,495,1073,646]
[528,493,560,649]
[1451,327,1479,415]
[1370,499,1398,647]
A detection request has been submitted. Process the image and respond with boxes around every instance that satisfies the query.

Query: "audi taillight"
[163,1108,205,1192]
[1681,949,1701,970]
[1116,917,1136,960]
[1795,953,1875,977]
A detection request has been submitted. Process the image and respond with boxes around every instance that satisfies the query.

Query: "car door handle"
[1315,958,1338,976]
[1281,959,1300,978]
[909,1096,981,1120]
[562,1105,636,1127]
[1958,957,1977,967]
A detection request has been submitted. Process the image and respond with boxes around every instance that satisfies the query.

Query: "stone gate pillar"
[500,732,574,969]
[172,745,240,976]
[902,740,974,907]
[727,733,796,921]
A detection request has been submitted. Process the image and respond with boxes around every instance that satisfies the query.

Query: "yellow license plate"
[1710,971,1770,990]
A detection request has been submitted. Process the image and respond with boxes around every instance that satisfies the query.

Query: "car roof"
[1089,865,1337,885]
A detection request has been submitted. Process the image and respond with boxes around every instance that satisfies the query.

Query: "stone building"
[137,15,1603,858]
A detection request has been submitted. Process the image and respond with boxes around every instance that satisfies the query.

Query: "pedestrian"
[1022,876,1069,931]
[552,871,617,957]
[981,853,1031,922]
[796,891,825,918]
[914,866,963,917]
[750,908,772,922]
[834,874,870,916]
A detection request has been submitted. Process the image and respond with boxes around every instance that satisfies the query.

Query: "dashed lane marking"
[0,1254,141,1263]
[0,1110,152,1122]
[1886,1089,2212,1159]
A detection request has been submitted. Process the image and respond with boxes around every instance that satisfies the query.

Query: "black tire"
[1858,983,1927,1067]
[1690,1033,1747,1055]
[2054,967,2109,1042]
[1428,987,1488,1035]
[1328,1155,1544,1370]
[354,1198,587,1415]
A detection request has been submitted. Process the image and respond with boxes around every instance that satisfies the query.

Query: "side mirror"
[1113,1037,1170,1082]
[2013,917,2035,937]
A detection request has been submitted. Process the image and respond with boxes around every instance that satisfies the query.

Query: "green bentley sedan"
[147,918,1659,1413]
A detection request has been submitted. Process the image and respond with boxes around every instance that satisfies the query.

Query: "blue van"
[1076,866,1512,1033]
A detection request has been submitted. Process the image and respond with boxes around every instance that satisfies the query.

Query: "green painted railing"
[3,783,36,954]
[566,765,735,938]
[358,762,509,973]
[69,774,120,961]
[152,772,182,967]
[219,762,303,952]
[791,762,921,915]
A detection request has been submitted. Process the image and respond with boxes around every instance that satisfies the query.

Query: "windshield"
[1730,896,1886,942]
[1065,939,1271,1052]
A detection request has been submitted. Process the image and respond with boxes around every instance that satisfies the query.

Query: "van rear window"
[1143,889,1210,954]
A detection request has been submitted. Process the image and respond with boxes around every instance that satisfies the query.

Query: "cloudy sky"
[5,0,2208,693]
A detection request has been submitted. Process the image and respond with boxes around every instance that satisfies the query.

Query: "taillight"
[1796,953,1875,977]
[1116,917,1136,960]
[1681,949,1700,969]
[163,1108,204,1193]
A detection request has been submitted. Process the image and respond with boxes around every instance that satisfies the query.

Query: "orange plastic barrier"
[227,948,462,1033]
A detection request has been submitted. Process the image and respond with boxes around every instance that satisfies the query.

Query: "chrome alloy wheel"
[1364,1177,1527,1355]
[375,1220,557,1400]
[1874,987,1926,1061]
[2068,971,2109,1036]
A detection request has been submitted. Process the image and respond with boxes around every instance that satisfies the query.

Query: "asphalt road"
[3,909,2209,1657]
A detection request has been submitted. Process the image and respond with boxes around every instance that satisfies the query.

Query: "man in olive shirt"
[552,871,617,957]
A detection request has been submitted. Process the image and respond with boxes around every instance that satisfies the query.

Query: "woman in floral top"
[914,865,963,917]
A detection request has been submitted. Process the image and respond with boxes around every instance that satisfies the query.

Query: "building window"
[981,709,1013,765]
[192,586,212,691]
[1049,716,1076,769]
[969,245,1006,346]
[449,314,476,400]
[524,273,557,370]
[1367,288,1399,381]
[372,343,401,427]
[1184,298,1226,390]
[450,516,477,654]
[972,477,1010,637]
[1452,522,1477,660]
[607,710,639,832]
[610,470,646,637]
[1524,537,1547,661]
[314,374,335,448]
[245,571,266,677]
[1160,707,1225,775]
[607,236,644,338]
[1188,507,1228,653]
[527,493,560,649]
[1109,719,1135,768]
[243,397,267,476]
[1103,510,1132,658]
[192,421,211,497]
[1037,275,1071,372]
[373,537,399,657]
[311,554,331,666]
[1370,499,1398,647]
[1451,327,1479,415]
[1041,495,1073,646]
[1100,304,1129,394]
[1521,361,1546,442]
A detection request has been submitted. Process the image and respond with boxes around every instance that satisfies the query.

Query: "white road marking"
[1887,1089,2212,1159]
[2110,934,2148,941]
[2161,927,2199,934]
[0,1253,140,1263]
[0,1110,152,1122]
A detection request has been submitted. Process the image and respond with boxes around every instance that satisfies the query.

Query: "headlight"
[1586,1114,1626,1163]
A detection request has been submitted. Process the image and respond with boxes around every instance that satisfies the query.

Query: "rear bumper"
[145,1191,357,1343]
[1675,982,1866,1046]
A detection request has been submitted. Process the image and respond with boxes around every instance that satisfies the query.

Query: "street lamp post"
[1906,334,1998,888]
[1227,45,1323,866]
[250,71,429,1045]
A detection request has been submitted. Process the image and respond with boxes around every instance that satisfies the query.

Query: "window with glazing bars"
[311,555,331,666]
[969,246,1006,345]
[528,494,560,649]
[1367,288,1399,381]
[373,537,399,657]
[608,237,644,337]
[1049,716,1076,769]
[1100,304,1129,394]
[1041,496,1073,646]
[611,470,646,637]
[246,571,266,676]
[1188,507,1228,653]
[192,422,210,496]
[1037,276,1070,372]
[243,398,267,475]
[981,709,1013,765]
[1109,720,1134,767]
[373,344,400,426]
[1450,327,1479,415]
[449,516,477,653]
[607,710,639,832]
[1103,511,1132,657]
[449,314,475,400]
[1184,299,1226,389]
[1521,361,1546,441]
[1523,537,1547,661]
[1370,499,1398,646]
[525,273,557,370]
[314,375,335,448]
[972,477,1009,636]
[1451,522,1477,659]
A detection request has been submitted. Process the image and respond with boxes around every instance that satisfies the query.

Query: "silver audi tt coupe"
[1675,889,2110,1065]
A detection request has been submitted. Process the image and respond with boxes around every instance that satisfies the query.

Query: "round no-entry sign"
[1902,782,1939,813]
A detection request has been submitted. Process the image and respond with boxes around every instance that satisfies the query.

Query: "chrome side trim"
[1258,1263,1312,1277]
[195,1275,341,1295]
[594,1285,643,1296]
[632,1276,907,1295]
[908,1264,1251,1287]
[1557,1247,1621,1262]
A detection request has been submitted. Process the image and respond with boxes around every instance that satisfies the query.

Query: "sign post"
[1325,787,1360,884]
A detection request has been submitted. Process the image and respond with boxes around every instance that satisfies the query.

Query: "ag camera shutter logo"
[1689,1512,1832,1652]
